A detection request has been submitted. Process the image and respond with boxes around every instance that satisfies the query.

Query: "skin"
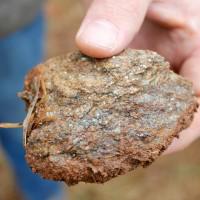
[76,0,200,154]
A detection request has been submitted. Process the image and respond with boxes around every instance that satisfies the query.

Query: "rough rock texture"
[20,49,198,185]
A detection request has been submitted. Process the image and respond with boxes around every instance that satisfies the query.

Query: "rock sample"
[20,49,198,185]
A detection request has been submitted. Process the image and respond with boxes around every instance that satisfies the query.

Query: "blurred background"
[0,0,200,200]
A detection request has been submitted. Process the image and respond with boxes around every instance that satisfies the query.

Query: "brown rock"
[20,49,198,185]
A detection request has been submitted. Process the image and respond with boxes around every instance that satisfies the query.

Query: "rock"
[20,49,198,185]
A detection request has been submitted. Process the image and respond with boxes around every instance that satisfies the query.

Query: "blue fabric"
[0,13,63,200]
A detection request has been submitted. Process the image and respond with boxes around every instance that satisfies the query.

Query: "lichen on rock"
[21,49,198,185]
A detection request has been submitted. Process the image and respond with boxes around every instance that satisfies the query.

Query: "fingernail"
[77,19,119,51]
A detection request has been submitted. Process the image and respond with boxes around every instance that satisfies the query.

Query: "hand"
[75,0,200,154]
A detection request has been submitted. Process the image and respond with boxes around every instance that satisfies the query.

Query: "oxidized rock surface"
[20,49,198,185]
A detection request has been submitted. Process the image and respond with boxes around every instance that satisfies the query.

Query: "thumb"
[76,0,152,58]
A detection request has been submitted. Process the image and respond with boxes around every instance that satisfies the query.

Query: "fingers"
[165,98,200,154]
[76,0,152,58]
[165,50,200,154]
[179,49,200,96]
[147,1,186,29]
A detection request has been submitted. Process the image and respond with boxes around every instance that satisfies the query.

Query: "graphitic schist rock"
[20,49,198,185]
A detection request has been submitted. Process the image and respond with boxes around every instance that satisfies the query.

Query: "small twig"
[40,77,47,96]
[0,123,23,128]
[23,77,40,146]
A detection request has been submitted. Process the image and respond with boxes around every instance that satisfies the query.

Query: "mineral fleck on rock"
[21,49,198,185]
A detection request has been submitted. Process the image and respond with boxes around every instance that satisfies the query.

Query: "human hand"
[76,0,200,154]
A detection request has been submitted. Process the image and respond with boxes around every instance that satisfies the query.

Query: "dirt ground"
[0,0,200,200]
